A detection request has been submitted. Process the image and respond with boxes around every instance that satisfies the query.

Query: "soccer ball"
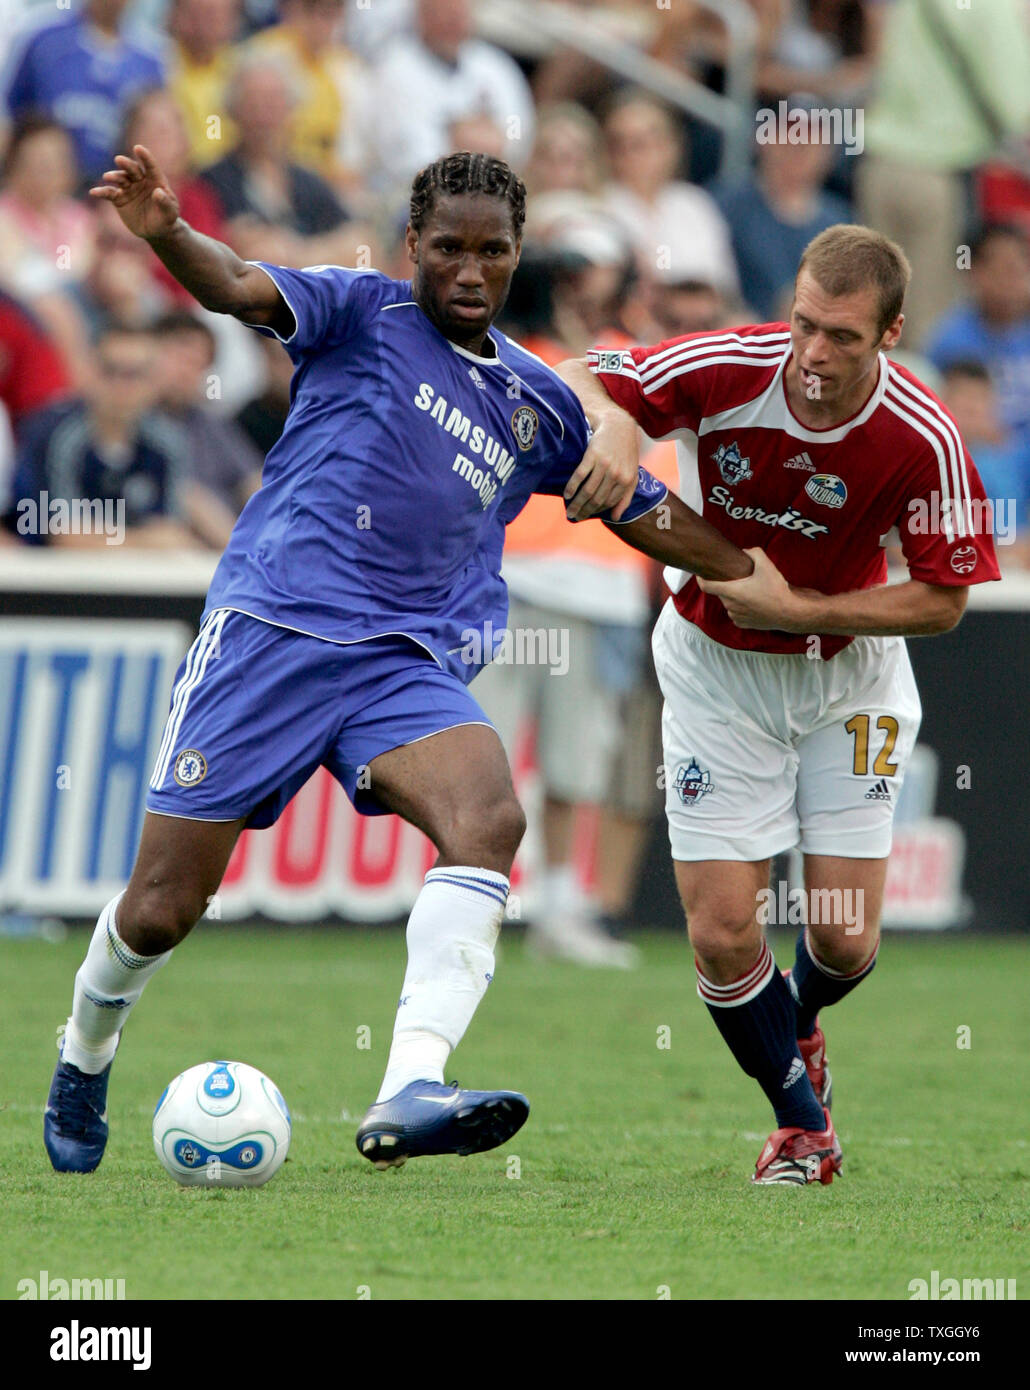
[152,1060,291,1188]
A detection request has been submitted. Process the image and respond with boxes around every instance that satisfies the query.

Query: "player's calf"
[789,927,879,1040]
[695,938,827,1135]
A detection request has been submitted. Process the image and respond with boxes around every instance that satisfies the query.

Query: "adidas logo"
[783,451,816,471]
[864,778,892,801]
[468,366,487,390]
[783,1057,806,1089]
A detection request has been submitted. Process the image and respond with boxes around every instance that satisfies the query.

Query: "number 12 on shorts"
[845,713,900,777]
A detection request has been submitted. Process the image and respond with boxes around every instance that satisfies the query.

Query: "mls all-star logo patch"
[173,749,207,787]
[511,405,539,451]
[712,440,753,486]
[674,758,715,805]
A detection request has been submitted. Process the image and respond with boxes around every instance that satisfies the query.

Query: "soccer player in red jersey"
[559,225,1001,1185]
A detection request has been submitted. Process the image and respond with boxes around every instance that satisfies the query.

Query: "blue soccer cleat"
[44,1050,112,1174]
[356,1080,529,1169]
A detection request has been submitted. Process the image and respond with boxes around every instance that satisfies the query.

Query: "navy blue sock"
[790,929,879,1038]
[698,940,826,1132]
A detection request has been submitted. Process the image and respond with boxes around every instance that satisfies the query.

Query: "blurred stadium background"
[0,0,1028,949]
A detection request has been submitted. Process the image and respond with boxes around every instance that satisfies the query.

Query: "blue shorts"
[146,609,494,827]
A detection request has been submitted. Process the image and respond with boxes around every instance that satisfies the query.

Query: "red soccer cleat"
[751,1108,842,1186]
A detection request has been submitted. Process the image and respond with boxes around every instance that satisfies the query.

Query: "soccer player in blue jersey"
[44,145,754,1176]
[4,1,165,183]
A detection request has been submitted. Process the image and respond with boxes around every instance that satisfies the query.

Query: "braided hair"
[409,152,526,240]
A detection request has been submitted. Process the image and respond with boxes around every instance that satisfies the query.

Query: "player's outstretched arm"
[607,491,754,583]
[90,146,293,337]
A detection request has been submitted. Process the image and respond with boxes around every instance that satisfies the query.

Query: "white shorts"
[651,600,922,862]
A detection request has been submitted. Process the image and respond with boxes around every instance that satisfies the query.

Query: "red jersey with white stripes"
[588,324,1001,656]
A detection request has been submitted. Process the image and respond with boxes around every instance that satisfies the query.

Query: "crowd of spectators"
[0,0,1028,563]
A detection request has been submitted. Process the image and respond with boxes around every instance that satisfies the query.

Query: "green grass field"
[1,926,1026,1301]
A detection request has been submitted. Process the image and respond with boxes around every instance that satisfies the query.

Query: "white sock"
[61,893,172,1074]
[375,866,508,1103]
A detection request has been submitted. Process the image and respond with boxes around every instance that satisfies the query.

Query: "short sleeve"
[587,339,708,439]
[529,381,668,522]
[245,263,388,358]
[533,454,668,524]
[898,443,1002,586]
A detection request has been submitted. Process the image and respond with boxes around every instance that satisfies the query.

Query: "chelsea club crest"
[711,440,753,486]
[173,749,207,787]
[511,405,539,451]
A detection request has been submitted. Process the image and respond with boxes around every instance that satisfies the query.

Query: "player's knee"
[118,886,203,955]
[493,795,527,864]
[687,908,761,972]
[808,924,880,975]
[476,794,526,865]
[443,794,525,870]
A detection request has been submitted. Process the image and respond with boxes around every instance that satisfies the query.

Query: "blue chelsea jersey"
[202,264,667,683]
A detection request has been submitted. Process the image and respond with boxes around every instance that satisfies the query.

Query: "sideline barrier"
[2,552,1026,930]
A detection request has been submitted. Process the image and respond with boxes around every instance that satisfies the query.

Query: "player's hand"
[89,145,181,241]
[563,407,639,521]
[698,548,820,631]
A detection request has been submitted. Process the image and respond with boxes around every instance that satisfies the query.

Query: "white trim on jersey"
[696,353,888,445]
[381,304,575,441]
[882,394,957,541]
[639,336,791,398]
[149,609,230,791]
[492,351,571,442]
[636,329,792,388]
[244,263,303,345]
[884,366,974,541]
